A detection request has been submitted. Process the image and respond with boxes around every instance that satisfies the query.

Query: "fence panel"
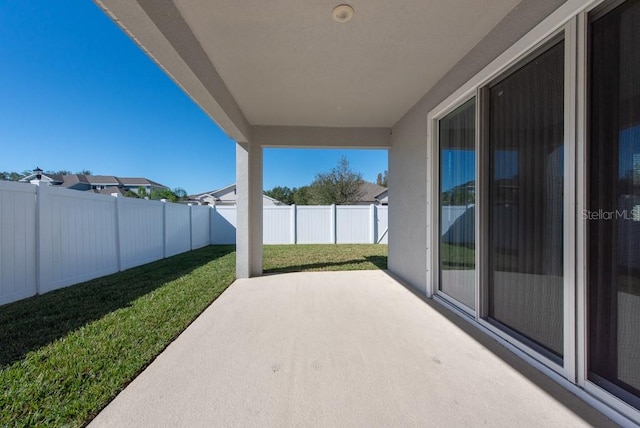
[297,206,332,244]
[165,203,191,257]
[0,181,37,304]
[117,197,164,270]
[191,205,211,249]
[38,186,119,294]
[2,189,392,306]
[376,206,388,244]
[336,206,371,244]
[263,206,292,244]
[441,206,468,236]
[211,206,236,244]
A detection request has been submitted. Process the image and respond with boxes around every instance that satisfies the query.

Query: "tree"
[0,168,95,182]
[173,188,188,201]
[148,187,189,203]
[46,170,72,176]
[0,170,32,181]
[264,186,295,205]
[376,170,388,187]
[149,188,177,202]
[0,171,25,181]
[292,186,311,205]
[308,156,365,205]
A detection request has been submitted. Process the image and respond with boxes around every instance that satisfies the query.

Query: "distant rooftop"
[19,172,168,191]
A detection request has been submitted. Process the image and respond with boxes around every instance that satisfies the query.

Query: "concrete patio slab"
[90,270,616,427]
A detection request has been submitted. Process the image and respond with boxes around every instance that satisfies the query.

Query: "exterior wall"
[388,0,566,294]
[68,183,91,191]
[194,192,283,206]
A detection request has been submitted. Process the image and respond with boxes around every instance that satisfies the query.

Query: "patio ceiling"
[96,0,520,142]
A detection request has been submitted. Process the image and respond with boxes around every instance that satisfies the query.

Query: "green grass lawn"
[440,243,475,270]
[264,244,387,273]
[0,244,387,427]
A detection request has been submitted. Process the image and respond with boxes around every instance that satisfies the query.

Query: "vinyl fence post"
[210,205,215,245]
[114,194,123,271]
[331,204,337,244]
[290,204,297,244]
[188,203,193,250]
[35,183,43,295]
[370,204,376,244]
[161,199,167,258]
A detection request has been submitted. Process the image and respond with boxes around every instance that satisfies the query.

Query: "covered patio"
[90,271,613,427]
[93,0,640,423]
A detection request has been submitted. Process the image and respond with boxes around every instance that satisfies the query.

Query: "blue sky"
[0,1,387,195]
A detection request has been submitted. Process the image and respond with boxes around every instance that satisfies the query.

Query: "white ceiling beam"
[253,126,390,149]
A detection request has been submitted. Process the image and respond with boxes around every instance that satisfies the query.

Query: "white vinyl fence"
[216,204,388,245]
[0,181,388,305]
[0,181,211,305]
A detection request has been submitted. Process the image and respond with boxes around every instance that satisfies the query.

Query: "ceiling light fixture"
[332,4,354,23]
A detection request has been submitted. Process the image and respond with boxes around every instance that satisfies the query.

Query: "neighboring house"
[189,183,286,206]
[189,182,386,206]
[97,0,640,422]
[355,182,387,206]
[19,172,168,195]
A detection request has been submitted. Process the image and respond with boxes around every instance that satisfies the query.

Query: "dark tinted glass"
[488,41,565,358]
[588,0,640,409]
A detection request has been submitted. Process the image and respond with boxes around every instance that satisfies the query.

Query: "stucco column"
[236,141,263,278]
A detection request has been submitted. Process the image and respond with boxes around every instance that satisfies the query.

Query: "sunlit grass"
[264,244,387,273]
[1,244,389,427]
[0,246,235,427]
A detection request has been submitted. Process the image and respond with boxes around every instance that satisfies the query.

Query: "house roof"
[61,174,91,187]
[189,183,286,205]
[119,177,166,187]
[190,182,385,205]
[18,173,63,184]
[93,187,127,196]
[189,183,237,200]
[96,0,520,141]
[19,172,168,189]
[359,182,388,204]
[86,175,122,185]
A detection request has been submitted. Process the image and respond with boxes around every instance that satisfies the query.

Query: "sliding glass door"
[487,40,565,359]
[439,99,476,310]
[588,0,640,409]
[431,0,640,417]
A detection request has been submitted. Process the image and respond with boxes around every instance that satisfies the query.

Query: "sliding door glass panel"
[488,40,565,358]
[589,0,640,409]
[439,99,476,310]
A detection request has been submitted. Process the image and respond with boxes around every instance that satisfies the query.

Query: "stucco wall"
[388,0,566,294]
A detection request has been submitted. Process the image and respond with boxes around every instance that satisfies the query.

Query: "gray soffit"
[95,0,520,135]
